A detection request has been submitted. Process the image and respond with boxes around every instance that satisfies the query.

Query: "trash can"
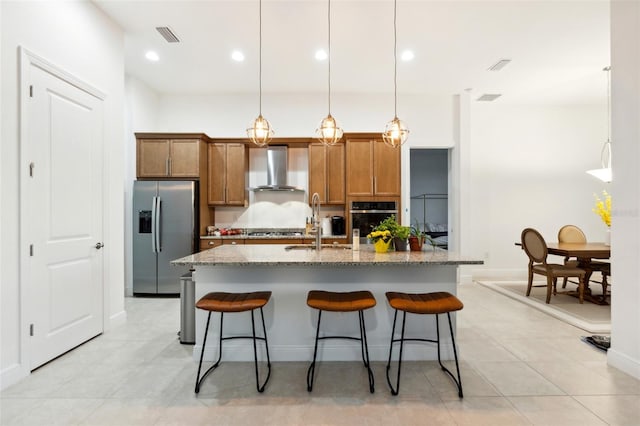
[179,272,195,344]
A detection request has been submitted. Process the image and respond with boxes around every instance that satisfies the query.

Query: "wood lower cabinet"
[207,142,249,206]
[345,136,400,197]
[308,142,345,204]
[200,239,222,250]
[199,238,245,251]
[136,135,206,178]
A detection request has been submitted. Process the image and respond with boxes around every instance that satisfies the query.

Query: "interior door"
[26,61,104,369]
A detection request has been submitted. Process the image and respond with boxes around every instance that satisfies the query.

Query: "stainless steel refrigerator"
[133,181,198,295]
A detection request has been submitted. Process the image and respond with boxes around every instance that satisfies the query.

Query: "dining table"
[545,242,611,305]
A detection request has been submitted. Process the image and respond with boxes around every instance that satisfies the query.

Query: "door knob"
[95,242,104,249]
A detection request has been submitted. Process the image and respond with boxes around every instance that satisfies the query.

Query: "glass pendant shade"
[247,114,274,147]
[316,114,343,146]
[382,116,409,148]
[383,0,409,148]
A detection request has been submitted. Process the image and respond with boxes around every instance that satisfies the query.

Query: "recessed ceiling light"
[315,49,327,61]
[400,50,414,61]
[231,50,245,62]
[145,51,160,62]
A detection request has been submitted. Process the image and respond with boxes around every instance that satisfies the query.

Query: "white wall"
[0,1,125,389]
[467,104,610,279]
[124,75,160,295]
[608,0,640,379]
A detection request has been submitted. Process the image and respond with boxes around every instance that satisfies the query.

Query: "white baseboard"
[608,348,640,380]
[107,309,127,330]
[472,268,527,281]
[0,363,29,391]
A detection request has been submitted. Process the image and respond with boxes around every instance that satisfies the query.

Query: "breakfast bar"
[172,245,483,363]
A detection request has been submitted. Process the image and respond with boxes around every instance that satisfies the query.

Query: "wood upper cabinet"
[137,137,204,178]
[207,142,249,206]
[308,142,345,204]
[345,136,400,197]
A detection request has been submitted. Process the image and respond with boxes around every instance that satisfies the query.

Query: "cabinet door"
[346,139,374,196]
[326,144,345,204]
[137,139,170,177]
[225,143,248,206]
[373,140,401,196]
[170,139,200,177]
[200,239,222,251]
[308,143,327,201]
[207,143,226,205]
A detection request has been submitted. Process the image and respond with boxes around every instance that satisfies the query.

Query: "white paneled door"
[24,55,104,370]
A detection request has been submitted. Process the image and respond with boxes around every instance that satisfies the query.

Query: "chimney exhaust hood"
[251,146,304,192]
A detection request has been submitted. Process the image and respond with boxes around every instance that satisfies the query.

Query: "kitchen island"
[172,244,482,362]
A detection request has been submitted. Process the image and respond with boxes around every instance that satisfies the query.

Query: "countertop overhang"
[172,244,484,267]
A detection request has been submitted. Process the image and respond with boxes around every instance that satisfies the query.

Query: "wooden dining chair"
[557,224,609,289]
[521,228,587,303]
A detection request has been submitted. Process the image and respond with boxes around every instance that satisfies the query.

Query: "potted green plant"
[372,215,409,251]
[409,221,425,251]
[393,225,410,251]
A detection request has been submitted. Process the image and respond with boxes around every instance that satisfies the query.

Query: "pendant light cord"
[605,66,610,143]
[327,0,332,115]
[259,0,263,116]
[393,0,398,118]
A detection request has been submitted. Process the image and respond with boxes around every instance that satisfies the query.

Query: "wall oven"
[350,201,398,243]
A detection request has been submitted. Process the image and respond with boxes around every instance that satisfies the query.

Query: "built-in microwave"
[350,201,398,243]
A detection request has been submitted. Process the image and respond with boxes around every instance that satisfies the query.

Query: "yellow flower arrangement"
[366,229,392,243]
[593,190,611,227]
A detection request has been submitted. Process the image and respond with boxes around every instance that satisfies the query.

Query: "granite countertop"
[172,244,484,267]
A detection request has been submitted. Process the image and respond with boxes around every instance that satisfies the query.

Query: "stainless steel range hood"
[251,146,304,192]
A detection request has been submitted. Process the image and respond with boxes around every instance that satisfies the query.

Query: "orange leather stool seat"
[307,290,376,312]
[385,291,463,315]
[196,291,271,312]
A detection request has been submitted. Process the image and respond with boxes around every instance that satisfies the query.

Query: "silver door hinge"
[29,324,34,336]
[29,85,33,97]
[29,244,34,256]
[29,162,35,177]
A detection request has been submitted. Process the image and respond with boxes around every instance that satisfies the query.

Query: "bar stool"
[385,291,464,397]
[306,290,376,393]
[194,291,272,394]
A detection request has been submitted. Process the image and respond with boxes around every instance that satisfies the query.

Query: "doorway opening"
[409,149,449,249]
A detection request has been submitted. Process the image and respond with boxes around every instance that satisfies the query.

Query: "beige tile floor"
[2,283,639,425]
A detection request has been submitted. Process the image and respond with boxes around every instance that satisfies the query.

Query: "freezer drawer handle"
[95,242,104,250]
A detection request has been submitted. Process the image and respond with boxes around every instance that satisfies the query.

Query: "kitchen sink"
[284,244,351,251]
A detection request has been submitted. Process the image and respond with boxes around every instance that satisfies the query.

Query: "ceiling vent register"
[156,26,180,43]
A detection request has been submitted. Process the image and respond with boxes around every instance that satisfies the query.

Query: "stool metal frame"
[195,307,271,393]
[386,309,463,397]
[306,309,375,393]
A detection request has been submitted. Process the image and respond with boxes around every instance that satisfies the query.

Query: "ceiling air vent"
[477,94,502,102]
[156,26,180,43]
[488,59,511,71]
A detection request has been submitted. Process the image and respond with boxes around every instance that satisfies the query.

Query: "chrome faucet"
[311,192,322,250]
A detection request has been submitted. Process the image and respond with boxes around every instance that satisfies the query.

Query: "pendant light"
[315,0,343,146]
[382,0,409,148]
[247,0,274,147]
[586,66,612,182]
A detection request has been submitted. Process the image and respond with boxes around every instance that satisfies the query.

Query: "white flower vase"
[605,228,611,246]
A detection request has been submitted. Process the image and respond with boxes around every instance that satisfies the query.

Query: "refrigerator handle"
[151,196,158,253]
[155,196,162,252]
